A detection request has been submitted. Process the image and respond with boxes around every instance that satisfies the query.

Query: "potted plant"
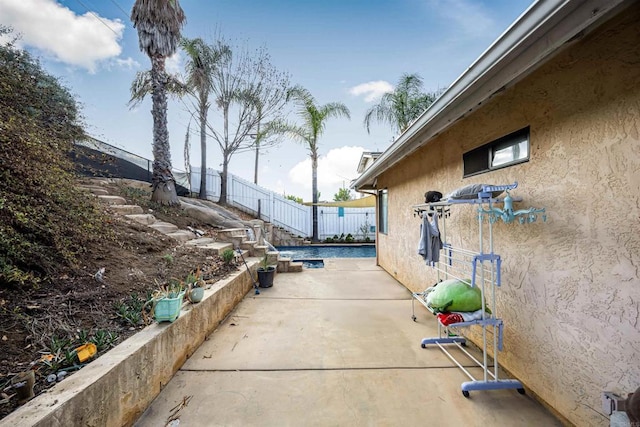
[257,253,276,288]
[185,268,205,303]
[151,279,185,322]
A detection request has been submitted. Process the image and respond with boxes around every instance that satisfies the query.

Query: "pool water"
[276,245,376,260]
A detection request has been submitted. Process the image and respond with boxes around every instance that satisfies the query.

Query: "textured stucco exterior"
[374,6,640,427]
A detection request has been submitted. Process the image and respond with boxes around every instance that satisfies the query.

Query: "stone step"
[77,185,109,195]
[277,257,303,273]
[265,250,279,265]
[218,228,248,239]
[288,261,303,273]
[277,257,292,273]
[97,195,127,205]
[109,205,144,215]
[166,230,196,243]
[252,245,267,257]
[240,240,257,251]
[125,214,157,225]
[193,242,234,255]
[79,178,111,186]
[184,237,217,247]
[149,221,179,234]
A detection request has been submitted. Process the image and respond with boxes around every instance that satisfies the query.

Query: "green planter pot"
[189,287,205,303]
[154,292,185,323]
[257,266,276,288]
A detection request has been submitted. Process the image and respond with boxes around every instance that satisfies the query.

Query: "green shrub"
[0,28,108,287]
[221,249,236,265]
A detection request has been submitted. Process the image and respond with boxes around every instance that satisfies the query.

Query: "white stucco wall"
[375,6,640,426]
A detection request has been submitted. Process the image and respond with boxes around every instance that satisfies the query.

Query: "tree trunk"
[198,96,209,200]
[150,55,179,206]
[311,149,319,242]
[219,105,230,204]
[253,121,260,184]
[220,152,229,205]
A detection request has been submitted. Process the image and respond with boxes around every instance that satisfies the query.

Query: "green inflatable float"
[425,278,490,313]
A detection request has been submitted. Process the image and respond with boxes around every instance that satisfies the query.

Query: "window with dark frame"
[463,127,530,177]
[378,189,388,234]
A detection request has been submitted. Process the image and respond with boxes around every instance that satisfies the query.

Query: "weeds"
[114,292,153,327]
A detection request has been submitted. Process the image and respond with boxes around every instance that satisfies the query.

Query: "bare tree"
[207,40,290,204]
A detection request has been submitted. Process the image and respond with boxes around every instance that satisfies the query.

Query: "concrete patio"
[135,258,562,427]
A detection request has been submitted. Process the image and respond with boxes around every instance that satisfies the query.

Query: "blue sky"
[1,0,534,201]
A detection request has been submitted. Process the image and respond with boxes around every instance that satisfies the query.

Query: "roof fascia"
[352,0,631,190]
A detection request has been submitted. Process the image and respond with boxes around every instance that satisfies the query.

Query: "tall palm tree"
[364,73,439,135]
[131,0,186,205]
[281,85,350,242]
[180,37,230,199]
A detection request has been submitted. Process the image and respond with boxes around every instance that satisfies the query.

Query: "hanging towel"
[418,211,442,265]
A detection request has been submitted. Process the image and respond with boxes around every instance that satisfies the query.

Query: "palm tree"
[280,85,350,242]
[363,73,439,135]
[131,0,186,205]
[180,37,230,199]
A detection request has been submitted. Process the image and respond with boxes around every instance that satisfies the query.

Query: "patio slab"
[136,368,561,427]
[135,258,562,426]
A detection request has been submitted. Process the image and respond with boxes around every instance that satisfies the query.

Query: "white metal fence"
[190,167,375,240]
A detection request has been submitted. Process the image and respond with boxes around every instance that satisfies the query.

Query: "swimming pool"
[276,245,376,260]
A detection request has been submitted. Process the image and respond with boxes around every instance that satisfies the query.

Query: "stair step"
[184,237,217,246]
[109,205,144,215]
[77,185,109,195]
[252,245,267,257]
[194,242,234,255]
[125,214,157,225]
[97,195,127,205]
[288,261,303,273]
[240,240,257,250]
[149,222,179,234]
[166,230,196,242]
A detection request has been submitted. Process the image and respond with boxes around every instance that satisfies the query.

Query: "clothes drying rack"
[411,182,545,397]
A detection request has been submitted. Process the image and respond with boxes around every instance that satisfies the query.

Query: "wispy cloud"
[0,0,124,73]
[288,146,365,201]
[349,81,394,102]
[114,57,141,70]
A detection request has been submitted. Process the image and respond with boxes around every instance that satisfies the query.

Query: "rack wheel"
[462,390,470,398]
[412,315,417,321]
[421,343,426,348]
[460,342,466,347]
[517,388,526,395]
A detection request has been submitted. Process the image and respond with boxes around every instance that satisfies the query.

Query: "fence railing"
[75,138,191,192]
[191,167,375,240]
[72,138,375,240]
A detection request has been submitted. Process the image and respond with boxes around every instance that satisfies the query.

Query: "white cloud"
[0,0,124,72]
[348,80,394,102]
[165,52,182,75]
[114,57,141,70]
[289,146,365,201]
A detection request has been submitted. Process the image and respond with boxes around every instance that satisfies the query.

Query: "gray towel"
[418,213,442,265]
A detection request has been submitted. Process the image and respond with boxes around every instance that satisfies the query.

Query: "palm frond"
[131,0,186,58]
[128,70,186,108]
[128,70,152,108]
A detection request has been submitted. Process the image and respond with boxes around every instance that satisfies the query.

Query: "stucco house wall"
[375,7,639,427]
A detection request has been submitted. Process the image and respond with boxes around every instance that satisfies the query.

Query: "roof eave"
[352,0,632,191]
